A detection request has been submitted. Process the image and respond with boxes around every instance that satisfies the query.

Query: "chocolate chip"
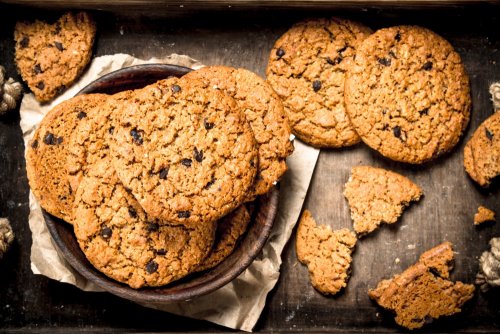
[77,111,87,120]
[130,128,143,145]
[128,207,137,218]
[312,80,322,92]
[486,128,494,140]
[395,32,401,41]
[20,36,29,48]
[205,178,215,189]
[36,81,45,90]
[31,140,38,149]
[146,222,159,232]
[204,118,214,130]
[145,261,158,274]
[56,136,63,145]
[54,41,64,51]
[55,85,66,96]
[101,226,112,239]
[422,61,433,71]
[194,147,203,162]
[171,84,181,93]
[419,108,429,116]
[393,126,402,138]
[108,127,114,135]
[338,45,348,53]
[177,211,191,218]
[34,64,42,74]
[327,56,343,65]
[377,57,391,66]
[156,249,167,255]
[276,48,285,58]
[159,167,169,179]
[181,158,192,167]
[43,133,56,145]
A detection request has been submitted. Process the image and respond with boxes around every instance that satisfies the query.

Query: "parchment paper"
[20,53,320,332]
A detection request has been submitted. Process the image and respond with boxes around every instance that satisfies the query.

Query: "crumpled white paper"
[20,53,319,332]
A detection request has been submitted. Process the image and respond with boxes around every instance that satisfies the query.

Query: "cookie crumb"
[474,206,496,225]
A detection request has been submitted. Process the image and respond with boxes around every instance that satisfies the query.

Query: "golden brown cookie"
[266,18,372,148]
[369,242,475,330]
[107,77,258,225]
[474,206,496,225]
[73,159,216,289]
[345,26,471,164]
[296,209,357,295]
[196,205,251,272]
[183,66,294,200]
[464,112,500,187]
[14,12,96,102]
[343,166,423,235]
[26,94,108,222]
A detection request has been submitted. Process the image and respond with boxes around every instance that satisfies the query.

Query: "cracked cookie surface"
[266,18,372,148]
[14,12,96,102]
[369,242,475,330]
[296,209,357,295]
[345,26,471,163]
[464,111,500,187]
[73,159,216,289]
[184,66,293,200]
[26,93,107,223]
[108,77,258,225]
[343,166,423,235]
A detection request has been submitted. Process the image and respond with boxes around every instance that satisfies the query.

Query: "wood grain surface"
[0,3,499,333]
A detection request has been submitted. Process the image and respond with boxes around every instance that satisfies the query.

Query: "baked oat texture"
[343,166,423,235]
[474,206,496,225]
[26,94,108,223]
[464,111,500,187]
[14,12,96,102]
[345,26,471,164]
[184,66,294,200]
[73,159,216,289]
[266,17,372,148]
[108,76,258,225]
[196,205,251,272]
[296,209,357,295]
[369,242,475,330]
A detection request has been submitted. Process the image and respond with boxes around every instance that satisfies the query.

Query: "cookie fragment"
[369,242,475,330]
[474,206,496,225]
[475,237,500,292]
[464,112,500,187]
[343,166,423,235]
[296,209,357,295]
[14,12,96,102]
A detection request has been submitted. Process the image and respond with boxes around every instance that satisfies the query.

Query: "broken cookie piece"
[474,206,496,225]
[343,166,423,235]
[476,237,500,292]
[296,209,356,295]
[369,242,475,330]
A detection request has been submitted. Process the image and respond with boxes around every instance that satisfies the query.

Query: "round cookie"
[464,111,500,186]
[14,12,96,102]
[73,159,216,289]
[196,205,251,272]
[345,25,471,164]
[26,93,108,222]
[184,66,294,200]
[108,77,258,225]
[266,18,372,148]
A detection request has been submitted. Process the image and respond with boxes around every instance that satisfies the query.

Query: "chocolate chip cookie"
[296,209,357,295]
[73,159,216,289]
[345,26,471,164]
[108,77,258,225]
[26,93,107,222]
[464,111,500,187]
[14,12,96,102]
[266,18,372,148]
[184,66,294,200]
[343,166,423,235]
[369,242,475,330]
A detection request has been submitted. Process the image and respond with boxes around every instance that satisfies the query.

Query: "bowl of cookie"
[29,63,293,303]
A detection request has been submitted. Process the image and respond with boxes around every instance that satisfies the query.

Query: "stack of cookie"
[26,66,293,289]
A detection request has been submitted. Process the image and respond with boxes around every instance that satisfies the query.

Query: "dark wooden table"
[1,3,499,332]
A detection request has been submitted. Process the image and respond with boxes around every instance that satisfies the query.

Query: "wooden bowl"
[43,64,279,303]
